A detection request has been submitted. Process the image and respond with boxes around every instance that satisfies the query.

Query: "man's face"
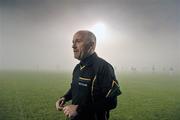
[72,32,90,60]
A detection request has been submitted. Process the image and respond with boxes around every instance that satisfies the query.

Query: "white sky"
[0,0,179,72]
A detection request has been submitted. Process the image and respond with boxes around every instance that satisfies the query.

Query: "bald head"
[72,30,96,60]
[75,30,96,49]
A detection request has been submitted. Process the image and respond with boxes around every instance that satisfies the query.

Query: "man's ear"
[87,44,94,53]
[91,42,96,50]
[87,41,93,48]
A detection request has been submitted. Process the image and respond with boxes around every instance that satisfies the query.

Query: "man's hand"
[56,97,65,111]
[63,105,78,119]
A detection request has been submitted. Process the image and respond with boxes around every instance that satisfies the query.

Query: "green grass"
[0,71,180,120]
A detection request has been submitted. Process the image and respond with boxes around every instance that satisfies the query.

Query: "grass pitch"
[0,71,180,120]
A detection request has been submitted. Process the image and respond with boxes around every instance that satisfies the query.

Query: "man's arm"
[56,88,72,111]
[63,88,72,102]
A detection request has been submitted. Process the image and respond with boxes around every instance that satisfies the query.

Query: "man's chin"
[74,55,81,60]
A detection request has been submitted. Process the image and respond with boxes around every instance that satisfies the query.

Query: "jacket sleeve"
[63,65,78,102]
[77,63,121,113]
[63,88,72,102]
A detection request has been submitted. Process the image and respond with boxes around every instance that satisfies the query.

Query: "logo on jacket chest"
[78,82,88,87]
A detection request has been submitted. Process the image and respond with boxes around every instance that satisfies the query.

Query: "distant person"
[169,67,174,75]
[56,30,121,120]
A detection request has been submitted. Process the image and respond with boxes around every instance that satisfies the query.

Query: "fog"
[0,0,179,73]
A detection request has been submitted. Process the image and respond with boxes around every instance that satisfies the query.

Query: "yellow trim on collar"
[80,65,86,70]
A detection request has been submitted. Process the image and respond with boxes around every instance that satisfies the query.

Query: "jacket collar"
[80,52,97,67]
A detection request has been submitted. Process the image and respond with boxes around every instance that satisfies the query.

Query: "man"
[56,30,121,120]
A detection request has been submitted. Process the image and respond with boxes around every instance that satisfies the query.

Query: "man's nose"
[72,43,76,49]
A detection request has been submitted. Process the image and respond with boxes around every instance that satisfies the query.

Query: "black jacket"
[63,53,121,120]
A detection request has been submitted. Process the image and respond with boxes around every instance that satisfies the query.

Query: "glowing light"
[90,22,106,41]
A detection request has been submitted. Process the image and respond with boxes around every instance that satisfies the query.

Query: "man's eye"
[77,40,81,43]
